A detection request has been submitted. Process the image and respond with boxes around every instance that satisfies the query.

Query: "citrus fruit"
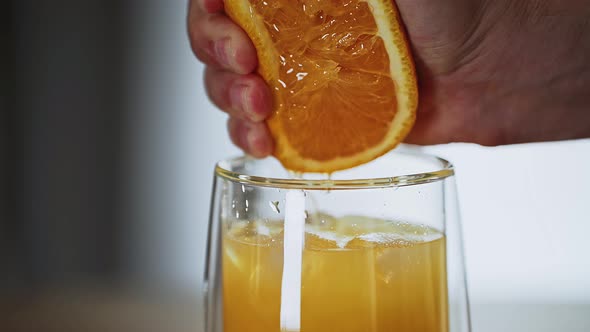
[226,0,418,173]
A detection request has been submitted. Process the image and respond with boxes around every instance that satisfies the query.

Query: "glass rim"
[215,151,455,190]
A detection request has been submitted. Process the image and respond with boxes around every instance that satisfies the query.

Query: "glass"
[205,151,471,332]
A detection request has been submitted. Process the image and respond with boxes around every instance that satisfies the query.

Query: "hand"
[188,0,590,156]
[187,0,274,157]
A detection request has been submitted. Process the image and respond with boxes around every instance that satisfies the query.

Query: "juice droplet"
[269,200,281,213]
[288,170,304,179]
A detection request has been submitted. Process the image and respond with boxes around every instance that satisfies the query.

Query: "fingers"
[228,118,274,158]
[188,10,258,74]
[204,67,272,122]
[205,67,274,157]
[188,0,273,157]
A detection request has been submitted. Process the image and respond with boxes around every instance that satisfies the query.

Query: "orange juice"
[222,215,448,332]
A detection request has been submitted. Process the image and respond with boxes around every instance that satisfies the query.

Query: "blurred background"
[2,0,589,331]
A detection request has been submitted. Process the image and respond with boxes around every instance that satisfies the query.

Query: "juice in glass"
[222,214,449,332]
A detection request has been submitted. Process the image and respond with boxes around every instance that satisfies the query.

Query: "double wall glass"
[205,151,471,332]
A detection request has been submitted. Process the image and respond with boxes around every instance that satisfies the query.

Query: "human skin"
[188,0,590,157]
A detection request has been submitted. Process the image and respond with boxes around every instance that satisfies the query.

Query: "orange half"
[226,0,418,173]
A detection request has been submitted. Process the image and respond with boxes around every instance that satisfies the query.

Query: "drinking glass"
[204,151,471,332]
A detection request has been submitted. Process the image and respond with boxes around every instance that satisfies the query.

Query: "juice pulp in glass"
[222,214,449,332]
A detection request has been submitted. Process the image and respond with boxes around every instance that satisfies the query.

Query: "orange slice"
[226,0,418,172]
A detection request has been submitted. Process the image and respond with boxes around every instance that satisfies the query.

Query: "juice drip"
[287,170,304,179]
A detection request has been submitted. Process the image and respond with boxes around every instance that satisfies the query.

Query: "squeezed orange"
[225,0,418,172]
[222,215,449,332]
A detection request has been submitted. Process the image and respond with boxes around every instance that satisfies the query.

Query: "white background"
[126,1,590,330]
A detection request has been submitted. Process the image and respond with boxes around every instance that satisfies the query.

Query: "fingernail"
[214,38,230,67]
[247,128,271,158]
[230,83,248,115]
[241,86,260,121]
[202,0,223,13]
[230,84,267,122]
[246,88,268,122]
